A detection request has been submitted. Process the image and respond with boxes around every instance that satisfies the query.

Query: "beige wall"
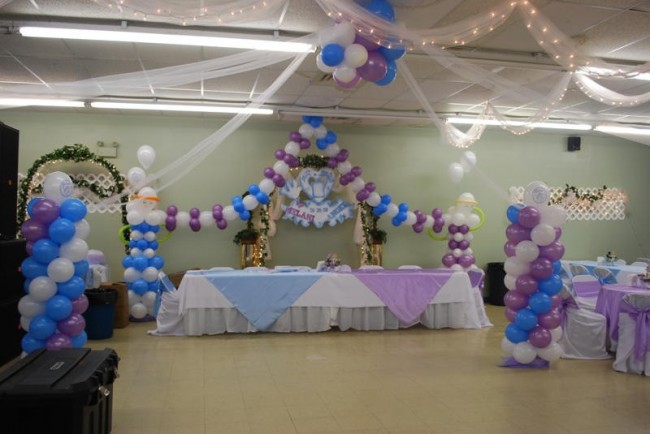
[2,110,649,277]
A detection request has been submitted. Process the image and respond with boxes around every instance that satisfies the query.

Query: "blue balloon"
[316,138,328,150]
[234,202,245,213]
[29,314,57,340]
[379,45,405,61]
[57,276,85,299]
[21,257,48,279]
[148,281,160,291]
[74,259,89,278]
[150,225,160,233]
[366,0,395,22]
[232,195,243,203]
[398,203,409,213]
[31,238,60,264]
[514,308,538,331]
[310,116,323,127]
[240,210,251,221]
[375,59,397,86]
[132,279,148,296]
[136,239,148,250]
[373,204,387,216]
[506,205,521,224]
[24,278,32,293]
[27,197,43,218]
[391,216,402,226]
[539,274,563,296]
[48,217,76,244]
[22,333,46,353]
[59,198,87,222]
[150,255,165,270]
[249,184,260,195]
[133,256,148,271]
[149,240,159,250]
[321,43,345,67]
[380,194,392,205]
[302,115,312,123]
[505,323,529,344]
[552,260,562,275]
[70,331,87,348]
[256,192,270,205]
[46,295,73,321]
[326,131,337,144]
[529,292,552,314]
[122,255,134,269]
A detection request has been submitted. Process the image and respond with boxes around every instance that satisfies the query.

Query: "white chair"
[613,293,650,375]
[244,266,268,272]
[571,274,601,311]
[569,263,590,277]
[593,266,617,285]
[613,259,627,266]
[634,258,650,265]
[359,265,384,270]
[398,265,422,270]
[558,287,610,360]
[630,261,649,268]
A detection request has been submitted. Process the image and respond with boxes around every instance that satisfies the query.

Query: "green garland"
[299,154,329,169]
[359,202,386,264]
[17,144,128,236]
[550,184,609,206]
[232,192,273,267]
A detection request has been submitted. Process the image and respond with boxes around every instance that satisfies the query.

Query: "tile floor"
[85,304,649,434]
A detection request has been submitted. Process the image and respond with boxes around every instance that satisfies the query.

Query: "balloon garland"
[316,0,405,88]
[19,171,90,354]
[501,181,569,367]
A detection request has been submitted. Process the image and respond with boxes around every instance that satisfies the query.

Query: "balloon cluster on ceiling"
[316,0,405,88]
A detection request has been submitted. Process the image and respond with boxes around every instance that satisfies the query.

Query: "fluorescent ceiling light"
[446,117,592,131]
[0,98,85,108]
[19,26,315,53]
[90,101,273,115]
[595,125,650,136]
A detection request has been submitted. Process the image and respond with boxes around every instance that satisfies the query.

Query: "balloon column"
[430,193,485,271]
[316,0,405,88]
[19,171,90,353]
[122,147,167,320]
[501,181,568,366]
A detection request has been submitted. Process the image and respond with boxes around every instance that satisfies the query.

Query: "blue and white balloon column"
[501,181,568,366]
[19,171,90,353]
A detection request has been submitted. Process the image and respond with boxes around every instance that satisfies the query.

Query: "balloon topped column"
[501,181,568,367]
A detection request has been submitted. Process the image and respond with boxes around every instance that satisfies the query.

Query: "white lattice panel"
[18,172,123,214]
[510,186,626,221]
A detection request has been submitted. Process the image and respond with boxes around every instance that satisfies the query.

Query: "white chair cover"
[593,267,617,285]
[208,267,235,272]
[359,265,384,270]
[571,275,600,311]
[630,262,649,268]
[569,263,590,276]
[398,265,422,270]
[559,290,610,360]
[613,293,650,375]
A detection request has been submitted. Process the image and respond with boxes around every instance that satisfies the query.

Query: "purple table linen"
[596,284,649,342]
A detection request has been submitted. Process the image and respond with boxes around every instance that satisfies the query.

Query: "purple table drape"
[619,301,650,361]
[596,284,649,341]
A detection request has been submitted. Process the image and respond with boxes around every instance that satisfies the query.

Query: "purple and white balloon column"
[501,181,568,366]
[440,193,484,271]
[19,171,90,353]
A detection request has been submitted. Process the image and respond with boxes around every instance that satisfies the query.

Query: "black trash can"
[0,348,119,434]
[486,262,507,306]
[83,288,118,340]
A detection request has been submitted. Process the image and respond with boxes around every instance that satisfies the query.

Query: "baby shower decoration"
[18,171,90,353]
[501,181,568,367]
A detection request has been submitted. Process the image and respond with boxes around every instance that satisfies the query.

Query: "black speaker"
[567,136,581,152]
[0,122,19,240]
[0,239,27,299]
[0,294,24,366]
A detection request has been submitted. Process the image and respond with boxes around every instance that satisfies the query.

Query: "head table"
[149,268,491,336]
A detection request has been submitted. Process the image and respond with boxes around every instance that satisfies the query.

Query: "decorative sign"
[280,168,354,228]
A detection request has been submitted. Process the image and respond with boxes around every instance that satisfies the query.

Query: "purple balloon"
[441,253,457,267]
[516,274,538,294]
[263,167,275,178]
[339,176,349,186]
[358,51,388,82]
[189,219,201,232]
[412,223,424,233]
[504,290,529,310]
[165,216,177,231]
[216,219,228,230]
[299,139,311,149]
[351,166,363,177]
[356,190,370,202]
[449,224,459,234]
[337,149,349,162]
[189,208,200,218]
[434,217,444,227]
[432,208,443,219]
[289,131,301,142]
[433,223,444,233]
[32,199,60,225]
[505,307,517,322]
[58,313,86,336]
[354,34,380,51]
[448,240,459,250]
[46,333,72,351]
[505,223,531,244]
[415,211,426,224]
[327,158,338,169]
[275,149,286,160]
[504,241,517,257]
[554,227,562,241]
[551,294,562,309]
[71,294,89,314]
[21,219,48,242]
[530,257,553,280]
[365,182,376,193]
[538,308,562,329]
[459,225,469,234]
[458,254,475,268]
[539,241,565,262]
[334,74,361,89]
[458,240,470,250]
[166,205,178,216]
[272,174,285,187]
[518,206,541,229]
[528,325,552,348]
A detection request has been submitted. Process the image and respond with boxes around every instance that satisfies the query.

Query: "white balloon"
[74,219,90,240]
[504,257,530,277]
[319,21,356,47]
[144,248,155,258]
[337,161,352,175]
[348,177,365,193]
[423,215,434,229]
[316,53,336,73]
[176,211,190,228]
[199,211,213,228]
[523,181,550,206]
[60,238,89,262]
[142,266,159,282]
[243,195,258,211]
[501,336,515,355]
[515,240,540,263]
[550,326,563,343]
[273,160,290,176]
[137,145,156,169]
[43,171,74,204]
[144,231,156,242]
[540,205,568,227]
[467,214,480,228]
[28,276,57,302]
[141,291,157,308]
[130,230,143,240]
[47,257,74,282]
[130,248,142,257]
[448,163,464,183]
[123,267,140,282]
[465,247,473,256]
[130,303,148,319]
[366,192,381,207]
[222,205,238,221]
[20,315,32,332]
[465,232,474,241]
[333,66,357,83]
[343,44,368,68]
[284,141,300,156]
[325,144,340,157]
[259,178,275,194]
[127,210,145,225]
[405,211,417,226]
[453,233,464,242]
[531,223,556,246]
[298,123,315,138]
[453,248,462,257]
[386,203,399,218]
[18,295,45,317]
[460,151,477,172]
[504,274,517,290]
[314,125,328,139]
[451,264,463,271]
[451,212,466,226]
[127,289,139,307]
[513,342,538,364]
[536,342,563,362]
[127,167,146,188]
[145,211,163,226]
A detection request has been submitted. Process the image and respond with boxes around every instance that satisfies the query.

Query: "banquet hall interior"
[1,0,650,433]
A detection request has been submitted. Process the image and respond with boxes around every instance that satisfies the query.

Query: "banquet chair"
[359,265,384,270]
[569,263,590,277]
[612,293,650,375]
[630,261,649,268]
[571,274,601,311]
[593,266,617,285]
[634,258,650,265]
[558,287,610,360]
[398,265,422,270]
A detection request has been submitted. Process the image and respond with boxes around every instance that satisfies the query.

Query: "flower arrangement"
[605,251,618,263]
[324,253,342,270]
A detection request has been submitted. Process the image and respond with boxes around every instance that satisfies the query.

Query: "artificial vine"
[359,202,387,264]
[299,154,329,169]
[17,144,128,236]
[550,184,609,206]
[232,192,273,267]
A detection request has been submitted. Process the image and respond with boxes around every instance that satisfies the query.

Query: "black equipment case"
[0,348,119,434]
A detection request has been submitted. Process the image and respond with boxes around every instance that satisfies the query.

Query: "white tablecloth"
[149,269,492,336]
